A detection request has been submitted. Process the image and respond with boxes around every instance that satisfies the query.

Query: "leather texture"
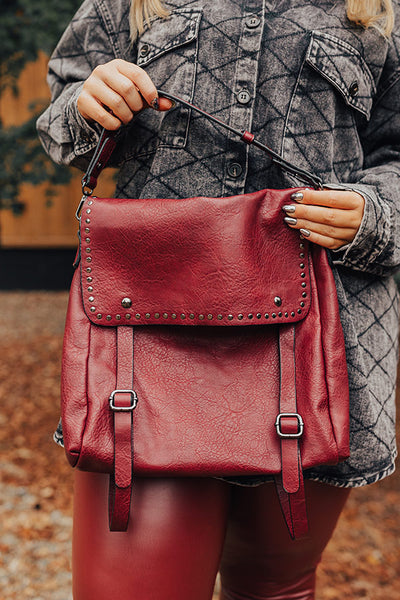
[61,187,350,538]
[80,189,311,327]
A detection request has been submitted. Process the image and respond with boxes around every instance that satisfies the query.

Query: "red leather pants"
[72,472,349,600]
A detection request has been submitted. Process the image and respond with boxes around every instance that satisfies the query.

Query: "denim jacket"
[37,0,400,487]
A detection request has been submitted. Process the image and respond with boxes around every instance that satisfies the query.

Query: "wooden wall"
[0,53,115,248]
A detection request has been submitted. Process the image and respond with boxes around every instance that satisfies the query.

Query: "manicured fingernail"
[300,228,311,237]
[284,216,297,226]
[151,97,159,110]
[291,192,304,201]
[282,204,296,213]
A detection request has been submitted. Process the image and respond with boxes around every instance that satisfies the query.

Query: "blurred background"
[0,2,399,599]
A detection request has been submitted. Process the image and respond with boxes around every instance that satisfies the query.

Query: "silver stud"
[155,312,160,319]
[300,243,305,249]
[301,282,306,288]
[256,313,262,319]
[163,313,168,319]
[145,313,151,319]
[88,200,93,206]
[87,277,93,283]
[85,218,91,224]
[278,312,282,317]
[274,296,282,307]
[238,314,244,320]
[126,314,132,319]
[199,314,204,320]
[121,297,132,308]
[86,267,92,273]
[181,313,186,319]
[228,314,234,321]
[86,257,92,263]
[86,209,91,214]
[85,238,91,243]
[88,286,93,292]
[265,313,269,319]
[298,309,302,314]
[217,314,223,320]
[85,228,90,234]
[248,314,253,319]
[189,313,195,319]
[300,263,305,269]
[291,311,295,317]
[90,306,96,313]
[97,314,102,319]
[299,253,305,258]
[86,248,91,253]
[106,315,112,321]
[135,314,141,319]
[300,272,305,278]
[88,296,94,302]
[207,314,213,320]
[116,314,121,320]
[285,312,288,317]
[272,313,277,318]
[172,313,177,319]
[302,292,307,298]
[300,302,305,307]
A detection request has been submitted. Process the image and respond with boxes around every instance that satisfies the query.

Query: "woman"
[37,1,400,598]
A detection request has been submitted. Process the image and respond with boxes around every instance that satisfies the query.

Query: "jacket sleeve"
[332,60,400,277]
[36,0,131,171]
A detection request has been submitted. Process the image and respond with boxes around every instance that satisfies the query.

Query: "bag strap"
[80,89,323,195]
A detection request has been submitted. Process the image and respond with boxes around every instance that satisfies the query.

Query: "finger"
[298,228,349,251]
[88,78,135,124]
[284,215,356,242]
[77,92,122,130]
[292,189,363,210]
[283,203,361,229]
[114,60,160,108]
[100,69,146,114]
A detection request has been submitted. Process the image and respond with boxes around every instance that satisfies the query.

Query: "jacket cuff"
[65,83,102,156]
[331,184,391,270]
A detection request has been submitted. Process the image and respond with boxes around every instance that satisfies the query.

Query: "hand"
[283,188,365,250]
[77,59,174,130]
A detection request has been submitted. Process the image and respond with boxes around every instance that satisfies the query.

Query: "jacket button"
[349,81,359,97]
[227,163,243,178]
[246,15,261,28]
[140,44,150,57]
[237,89,251,104]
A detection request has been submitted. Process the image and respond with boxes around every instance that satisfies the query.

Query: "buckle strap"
[108,326,136,531]
[276,325,308,539]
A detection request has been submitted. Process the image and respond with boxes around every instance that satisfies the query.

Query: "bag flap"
[80,188,311,326]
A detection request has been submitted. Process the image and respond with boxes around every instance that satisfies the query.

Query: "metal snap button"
[140,44,150,57]
[349,81,359,97]
[246,15,261,28]
[227,162,243,178]
[237,89,251,105]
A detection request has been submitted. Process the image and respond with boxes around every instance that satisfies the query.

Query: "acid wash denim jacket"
[37,0,400,488]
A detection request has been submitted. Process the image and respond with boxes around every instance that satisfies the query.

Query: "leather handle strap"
[81,90,323,194]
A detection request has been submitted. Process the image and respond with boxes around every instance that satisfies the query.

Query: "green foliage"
[0,0,82,213]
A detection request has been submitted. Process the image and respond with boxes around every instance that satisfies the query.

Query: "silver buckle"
[275,413,304,438]
[109,389,138,411]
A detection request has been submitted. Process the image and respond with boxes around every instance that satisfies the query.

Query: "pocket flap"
[306,31,375,118]
[137,9,202,67]
[80,189,311,327]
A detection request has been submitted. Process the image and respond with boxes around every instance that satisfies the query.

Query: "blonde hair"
[129,0,395,41]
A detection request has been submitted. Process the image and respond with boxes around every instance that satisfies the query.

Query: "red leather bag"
[61,92,349,539]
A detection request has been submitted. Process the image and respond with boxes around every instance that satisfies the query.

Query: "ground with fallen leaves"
[0,291,399,599]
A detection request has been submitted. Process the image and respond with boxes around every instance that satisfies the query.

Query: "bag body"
[61,186,349,537]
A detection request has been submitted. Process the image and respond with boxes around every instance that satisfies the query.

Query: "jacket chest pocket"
[123,8,202,157]
[282,31,376,183]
